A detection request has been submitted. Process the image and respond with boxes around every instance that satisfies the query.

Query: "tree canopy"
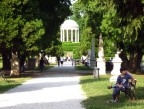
[71,0,144,72]
[0,0,72,70]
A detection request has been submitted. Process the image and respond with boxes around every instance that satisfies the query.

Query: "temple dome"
[61,19,79,29]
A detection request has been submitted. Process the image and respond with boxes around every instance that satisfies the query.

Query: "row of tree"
[0,0,72,70]
[71,0,144,73]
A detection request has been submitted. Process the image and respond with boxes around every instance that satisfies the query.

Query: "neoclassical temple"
[60,19,79,42]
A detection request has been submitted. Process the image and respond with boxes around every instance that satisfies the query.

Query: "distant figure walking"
[60,57,64,66]
[57,55,60,66]
[71,58,74,66]
[39,57,45,72]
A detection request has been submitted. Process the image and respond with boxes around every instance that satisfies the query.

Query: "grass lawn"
[0,77,31,94]
[75,64,93,71]
[80,74,144,109]
[0,64,55,94]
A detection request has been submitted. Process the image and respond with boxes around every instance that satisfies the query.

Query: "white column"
[71,29,73,42]
[77,29,79,42]
[72,29,73,42]
[62,29,65,42]
[67,29,68,42]
[60,29,62,42]
[75,29,77,42]
[76,29,78,42]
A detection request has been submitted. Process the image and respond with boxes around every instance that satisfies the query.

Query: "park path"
[0,61,87,109]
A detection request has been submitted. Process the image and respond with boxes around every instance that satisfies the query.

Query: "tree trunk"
[19,53,26,73]
[129,50,143,73]
[2,48,11,70]
[119,49,143,73]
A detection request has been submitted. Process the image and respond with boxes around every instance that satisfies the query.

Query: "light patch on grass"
[0,77,31,94]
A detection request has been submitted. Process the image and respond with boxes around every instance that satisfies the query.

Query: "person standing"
[39,57,45,72]
[57,55,60,66]
[60,57,64,66]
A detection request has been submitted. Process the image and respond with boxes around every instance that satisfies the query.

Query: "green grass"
[0,77,31,94]
[80,74,144,109]
[75,64,93,71]
[0,63,55,94]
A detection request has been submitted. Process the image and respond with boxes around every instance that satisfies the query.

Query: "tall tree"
[72,0,144,73]
[36,0,72,55]
[113,0,144,72]
[71,0,117,56]
[100,0,144,72]
[0,0,72,70]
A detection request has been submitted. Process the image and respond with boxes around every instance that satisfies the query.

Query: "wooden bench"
[121,79,137,100]
[107,79,137,100]
[0,70,11,81]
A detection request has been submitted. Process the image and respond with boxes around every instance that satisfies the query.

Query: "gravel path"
[0,61,86,109]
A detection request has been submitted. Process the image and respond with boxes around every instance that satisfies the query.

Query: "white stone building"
[60,19,79,42]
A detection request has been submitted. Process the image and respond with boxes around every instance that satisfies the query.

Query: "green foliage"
[0,77,31,94]
[0,0,72,70]
[103,37,117,57]
[62,42,80,51]
[0,0,45,53]
[71,1,116,56]
[21,19,45,52]
[73,48,81,59]
[75,64,93,70]
[45,41,64,56]
[62,42,81,59]
[71,0,144,72]
[36,0,72,54]
[0,0,72,54]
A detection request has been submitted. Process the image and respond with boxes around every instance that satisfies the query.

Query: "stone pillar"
[67,29,68,42]
[109,51,122,82]
[78,29,79,42]
[60,29,62,42]
[62,30,64,42]
[11,53,20,76]
[76,29,78,42]
[71,29,72,42]
[88,49,91,67]
[90,38,96,68]
[72,29,73,42]
[97,34,106,75]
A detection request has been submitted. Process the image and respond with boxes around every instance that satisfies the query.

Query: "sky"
[71,0,77,4]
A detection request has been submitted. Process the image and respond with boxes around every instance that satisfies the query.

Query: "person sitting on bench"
[107,67,135,103]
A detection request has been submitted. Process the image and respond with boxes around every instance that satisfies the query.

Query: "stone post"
[87,49,91,67]
[109,51,122,82]
[89,37,96,68]
[97,34,106,75]
[11,53,20,76]
[28,58,36,70]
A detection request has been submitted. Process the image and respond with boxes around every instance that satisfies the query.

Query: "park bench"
[121,79,137,100]
[107,78,137,100]
[0,70,11,81]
